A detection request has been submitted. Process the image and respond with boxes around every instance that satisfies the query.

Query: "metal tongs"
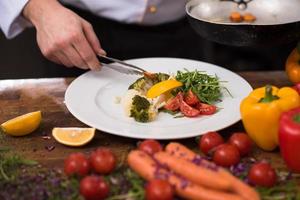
[98,54,155,78]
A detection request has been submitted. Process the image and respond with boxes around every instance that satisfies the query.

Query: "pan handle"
[220,0,253,10]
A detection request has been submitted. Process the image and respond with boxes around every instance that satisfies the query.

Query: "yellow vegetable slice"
[146,80,183,98]
[52,127,95,147]
[1,111,42,136]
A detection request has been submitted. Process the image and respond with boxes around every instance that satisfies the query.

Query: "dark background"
[0,9,296,80]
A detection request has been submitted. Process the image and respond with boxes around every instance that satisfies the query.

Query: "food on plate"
[1,111,42,136]
[138,139,163,155]
[146,79,183,98]
[128,150,245,200]
[240,85,300,151]
[229,12,256,23]
[213,144,241,167]
[279,107,300,172]
[285,42,300,84]
[229,132,253,156]
[164,142,260,200]
[64,153,90,177]
[145,179,174,200]
[80,175,110,200]
[52,127,95,147]
[248,162,277,187]
[199,131,224,155]
[121,70,225,122]
[90,148,116,174]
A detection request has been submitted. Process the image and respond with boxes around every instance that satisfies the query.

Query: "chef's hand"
[23,0,105,70]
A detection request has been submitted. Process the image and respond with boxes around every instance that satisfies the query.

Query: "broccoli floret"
[128,77,146,90]
[130,95,152,123]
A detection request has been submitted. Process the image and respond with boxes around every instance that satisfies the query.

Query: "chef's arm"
[1,0,105,70]
[0,0,32,39]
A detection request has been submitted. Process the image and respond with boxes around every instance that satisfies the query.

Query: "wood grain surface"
[0,71,293,170]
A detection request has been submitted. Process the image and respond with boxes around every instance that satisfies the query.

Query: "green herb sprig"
[175,69,228,104]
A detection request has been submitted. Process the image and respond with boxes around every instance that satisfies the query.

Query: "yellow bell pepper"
[240,85,300,151]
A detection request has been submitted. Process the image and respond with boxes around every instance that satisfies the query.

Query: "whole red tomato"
[80,175,109,200]
[64,153,90,176]
[213,144,240,167]
[248,162,277,187]
[199,131,224,155]
[90,148,116,174]
[138,140,162,155]
[229,132,253,156]
[145,179,174,200]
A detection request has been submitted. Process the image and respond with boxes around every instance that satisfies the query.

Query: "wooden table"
[0,71,292,170]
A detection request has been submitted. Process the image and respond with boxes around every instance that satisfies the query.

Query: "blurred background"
[0,5,296,80]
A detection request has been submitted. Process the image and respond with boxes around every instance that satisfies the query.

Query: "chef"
[0,0,206,71]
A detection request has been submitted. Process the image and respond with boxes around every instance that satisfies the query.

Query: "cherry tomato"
[164,93,181,111]
[248,162,277,187]
[197,103,217,115]
[180,100,200,117]
[80,175,109,200]
[213,144,240,167]
[229,132,253,156]
[199,131,224,155]
[64,153,90,176]
[145,179,174,200]
[138,139,162,155]
[184,90,200,106]
[90,148,116,174]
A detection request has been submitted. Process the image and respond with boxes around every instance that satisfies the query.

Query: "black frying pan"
[186,0,300,46]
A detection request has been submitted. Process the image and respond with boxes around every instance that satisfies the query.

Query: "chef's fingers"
[72,31,101,71]
[81,19,106,56]
[55,51,74,68]
[64,45,89,69]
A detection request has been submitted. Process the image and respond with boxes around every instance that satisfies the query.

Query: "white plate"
[65,58,252,140]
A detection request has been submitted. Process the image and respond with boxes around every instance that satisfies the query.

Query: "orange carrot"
[165,143,260,200]
[154,151,231,191]
[127,150,245,200]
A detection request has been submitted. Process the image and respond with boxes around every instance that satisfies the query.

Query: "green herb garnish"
[175,69,228,104]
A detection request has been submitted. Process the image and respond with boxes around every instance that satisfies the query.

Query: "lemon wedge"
[52,127,95,147]
[146,79,183,98]
[1,111,42,136]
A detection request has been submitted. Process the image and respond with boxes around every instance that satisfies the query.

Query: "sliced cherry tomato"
[229,132,253,157]
[90,148,116,174]
[145,179,174,200]
[213,144,240,167]
[248,162,277,187]
[138,139,162,155]
[164,93,182,111]
[197,103,217,115]
[199,131,224,155]
[180,100,200,117]
[184,89,200,106]
[80,175,109,200]
[64,153,90,177]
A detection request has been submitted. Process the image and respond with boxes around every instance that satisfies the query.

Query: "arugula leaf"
[175,69,226,104]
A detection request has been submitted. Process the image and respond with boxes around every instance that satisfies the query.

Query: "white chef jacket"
[0,0,187,39]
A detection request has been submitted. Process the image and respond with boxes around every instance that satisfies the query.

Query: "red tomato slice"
[197,103,217,115]
[164,92,182,111]
[184,90,200,106]
[180,100,200,117]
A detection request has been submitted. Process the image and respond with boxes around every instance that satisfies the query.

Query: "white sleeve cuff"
[0,0,32,39]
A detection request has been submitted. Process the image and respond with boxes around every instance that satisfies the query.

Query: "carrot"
[165,143,260,200]
[154,151,231,191]
[127,150,245,200]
